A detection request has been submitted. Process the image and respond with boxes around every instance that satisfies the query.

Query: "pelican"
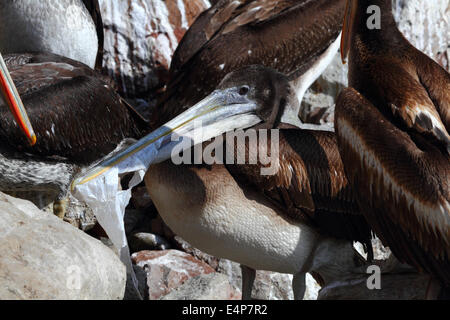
[154,0,347,129]
[335,0,449,298]
[73,0,374,299]
[75,65,373,299]
[0,52,146,221]
[0,0,147,221]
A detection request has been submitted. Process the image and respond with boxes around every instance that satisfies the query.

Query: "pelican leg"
[240,265,256,300]
[53,191,70,219]
[292,272,306,300]
[53,197,68,219]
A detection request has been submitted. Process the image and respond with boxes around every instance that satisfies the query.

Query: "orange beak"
[341,0,358,64]
[0,52,36,146]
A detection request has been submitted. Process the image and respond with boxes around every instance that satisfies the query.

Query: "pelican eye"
[239,86,249,96]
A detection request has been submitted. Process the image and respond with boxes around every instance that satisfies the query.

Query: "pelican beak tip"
[29,134,37,146]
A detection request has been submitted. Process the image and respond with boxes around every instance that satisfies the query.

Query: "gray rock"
[251,271,294,300]
[216,259,243,290]
[63,193,97,231]
[305,273,321,300]
[98,0,211,99]
[0,192,126,299]
[393,0,449,71]
[300,52,346,125]
[132,249,216,300]
[160,273,241,300]
[4,191,96,231]
[354,237,392,261]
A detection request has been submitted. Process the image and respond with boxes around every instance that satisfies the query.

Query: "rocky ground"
[0,192,125,299]
[0,0,448,300]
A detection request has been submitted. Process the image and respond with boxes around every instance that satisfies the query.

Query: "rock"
[98,0,211,100]
[301,0,449,125]
[318,272,431,300]
[4,190,96,231]
[393,0,449,71]
[251,271,294,300]
[300,53,345,125]
[371,237,392,261]
[0,192,126,299]
[129,232,172,252]
[160,273,241,300]
[131,249,215,300]
[216,259,243,290]
[63,193,97,231]
[161,238,321,300]
[305,273,321,300]
[354,237,392,261]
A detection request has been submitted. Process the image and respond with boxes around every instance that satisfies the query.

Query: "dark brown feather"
[0,53,144,163]
[224,128,373,251]
[153,0,346,128]
[335,87,450,285]
[338,0,450,285]
[347,0,450,152]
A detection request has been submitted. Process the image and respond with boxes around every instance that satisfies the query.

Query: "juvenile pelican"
[335,0,449,298]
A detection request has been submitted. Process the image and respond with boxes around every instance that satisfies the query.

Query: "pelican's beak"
[341,0,357,64]
[0,53,36,146]
[72,87,262,188]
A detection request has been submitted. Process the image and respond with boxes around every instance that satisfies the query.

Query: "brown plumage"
[141,65,377,299]
[0,52,146,163]
[153,0,347,127]
[225,127,372,249]
[150,65,373,256]
[335,0,450,286]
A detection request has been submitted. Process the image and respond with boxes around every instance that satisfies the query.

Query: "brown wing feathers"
[225,129,373,253]
[413,48,450,133]
[154,0,346,128]
[0,53,142,163]
[335,88,450,284]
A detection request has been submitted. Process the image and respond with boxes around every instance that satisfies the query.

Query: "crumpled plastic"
[69,112,224,298]
[71,134,167,299]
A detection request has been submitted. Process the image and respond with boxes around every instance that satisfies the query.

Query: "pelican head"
[73,65,298,187]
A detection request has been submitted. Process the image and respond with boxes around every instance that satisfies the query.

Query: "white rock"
[98,0,210,99]
[160,273,241,300]
[0,192,126,299]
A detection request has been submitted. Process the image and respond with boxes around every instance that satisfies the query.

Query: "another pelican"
[335,0,449,297]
